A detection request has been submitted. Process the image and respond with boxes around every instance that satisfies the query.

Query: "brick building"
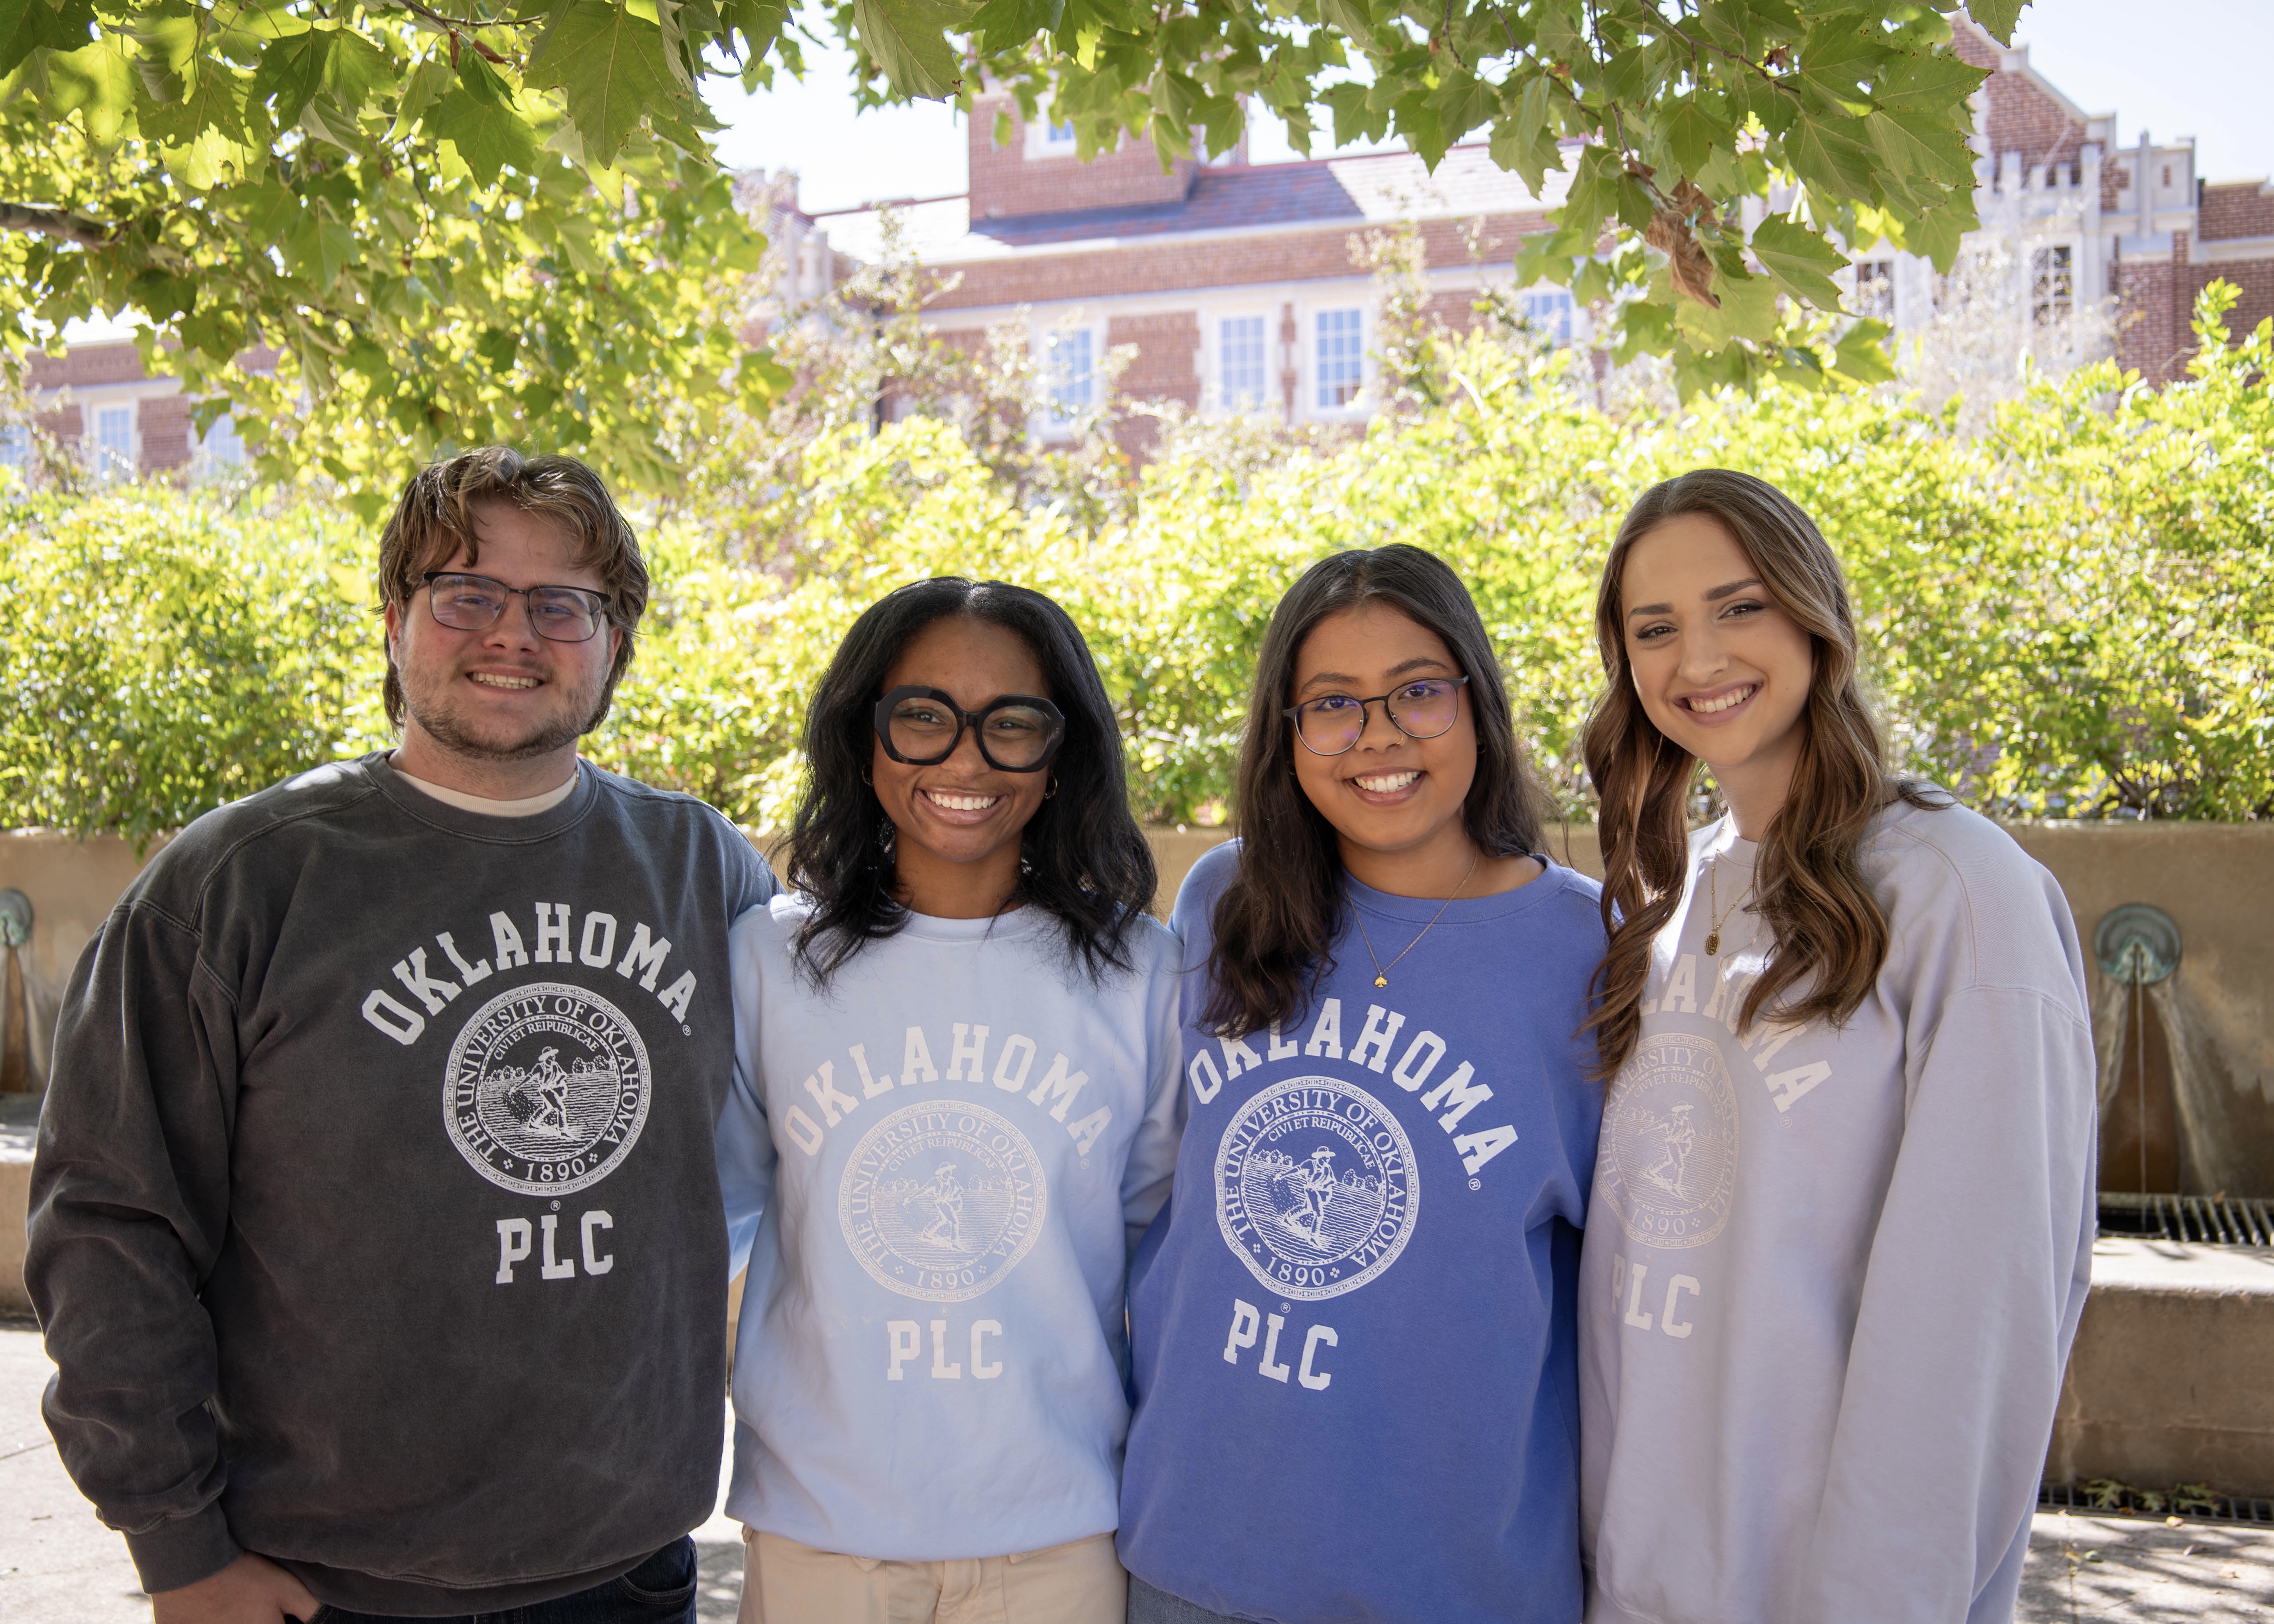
[799,18,2274,425]
[8,339,244,480]
[812,98,1575,451]
[16,16,2272,479]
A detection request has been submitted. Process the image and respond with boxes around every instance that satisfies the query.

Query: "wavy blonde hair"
[1580,469,1943,1076]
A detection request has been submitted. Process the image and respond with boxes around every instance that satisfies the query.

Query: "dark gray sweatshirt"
[26,753,776,1615]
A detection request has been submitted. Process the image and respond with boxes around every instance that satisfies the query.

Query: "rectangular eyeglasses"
[420,571,612,643]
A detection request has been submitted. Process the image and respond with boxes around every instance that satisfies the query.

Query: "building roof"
[818,142,1570,266]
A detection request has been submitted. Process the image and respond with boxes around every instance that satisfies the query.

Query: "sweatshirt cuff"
[124,1505,243,1596]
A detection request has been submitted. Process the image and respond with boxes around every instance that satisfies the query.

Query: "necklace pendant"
[1703,931,1720,956]
[1373,974,1389,988]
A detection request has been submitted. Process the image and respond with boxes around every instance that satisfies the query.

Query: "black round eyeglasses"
[873,685,1067,772]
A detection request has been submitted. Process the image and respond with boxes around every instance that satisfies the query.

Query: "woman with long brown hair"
[1116,544,1607,1624]
[1576,469,2096,1624]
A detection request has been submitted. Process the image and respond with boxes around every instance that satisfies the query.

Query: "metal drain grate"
[2098,1192,2274,1247]
[2042,1481,2274,1526]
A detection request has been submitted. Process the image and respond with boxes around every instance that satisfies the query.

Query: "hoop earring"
[1043,775,1057,800]
[861,767,873,787]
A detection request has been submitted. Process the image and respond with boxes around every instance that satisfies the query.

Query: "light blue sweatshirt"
[718,895,1183,1560]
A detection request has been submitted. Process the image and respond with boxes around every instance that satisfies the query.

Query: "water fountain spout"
[2096,903,2181,988]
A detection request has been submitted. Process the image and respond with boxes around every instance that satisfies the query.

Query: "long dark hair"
[786,577,1157,987]
[1200,545,1550,1038]
[1581,469,1943,1075]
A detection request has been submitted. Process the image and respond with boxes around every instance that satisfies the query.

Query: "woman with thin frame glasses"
[714,577,1182,1624]
[1115,545,1607,1624]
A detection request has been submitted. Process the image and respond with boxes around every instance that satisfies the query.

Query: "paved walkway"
[5,1317,2271,1621]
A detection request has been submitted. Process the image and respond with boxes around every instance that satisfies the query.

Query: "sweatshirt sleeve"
[24,904,247,1595]
[1794,984,2097,1623]
[1120,948,1187,1257]
[716,917,777,1278]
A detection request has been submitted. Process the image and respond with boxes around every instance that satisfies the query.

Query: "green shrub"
[0,484,391,849]
[6,287,2269,839]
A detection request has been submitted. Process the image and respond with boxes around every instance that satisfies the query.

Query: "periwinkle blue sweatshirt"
[1118,840,1608,1624]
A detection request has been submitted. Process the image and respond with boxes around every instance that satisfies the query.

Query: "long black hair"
[1201,544,1550,1037]
[786,576,1158,987]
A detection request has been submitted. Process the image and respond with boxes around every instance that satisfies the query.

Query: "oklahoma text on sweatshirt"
[1579,799,2096,1624]
[719,895,1182,1559]
[27,753,775,1614]
[1118,840,1607,1624]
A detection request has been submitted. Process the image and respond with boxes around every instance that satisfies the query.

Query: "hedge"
[5,287,2269,841]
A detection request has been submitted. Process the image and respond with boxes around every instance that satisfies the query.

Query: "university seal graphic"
[1600,1032,1740,1250]
[1215,1076,1419,1302]
[839,1101,1047,1304]
[443,983,653,1197]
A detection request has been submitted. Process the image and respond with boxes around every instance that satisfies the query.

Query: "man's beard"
[400,664,604,764]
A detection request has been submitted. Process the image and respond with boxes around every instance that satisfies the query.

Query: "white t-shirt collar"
[389,754,582,817]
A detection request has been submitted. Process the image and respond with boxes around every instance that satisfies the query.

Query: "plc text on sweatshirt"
[718,896,1182,1560]
[1579,797,2097,1624]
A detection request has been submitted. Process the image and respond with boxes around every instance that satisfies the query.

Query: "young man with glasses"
[28,448,776,1624]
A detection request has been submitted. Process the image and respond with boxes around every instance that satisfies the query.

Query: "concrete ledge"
[2050,1239,2274,1496]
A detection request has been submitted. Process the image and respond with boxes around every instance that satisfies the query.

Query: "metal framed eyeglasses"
[1283,675,1470,756]
[873,685,1067,772]
[419,572,613,644]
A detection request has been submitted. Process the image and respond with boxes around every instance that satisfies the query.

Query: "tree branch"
[0,202,113,246]
[378,0,512,62]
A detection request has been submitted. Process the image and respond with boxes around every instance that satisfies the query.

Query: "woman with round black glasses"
[715,577,1183,1624]
[1116,545,1606,1624]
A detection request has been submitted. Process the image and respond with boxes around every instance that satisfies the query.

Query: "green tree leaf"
[849,0,975,100]
[247,28,328,130]
[138,55,248,148]
[1785,109,1880,202]
[525,0,683,167]
[0,0,95,77]
[1966,0,2025,45]
[427,83,540,185]
[1750,215,1847,309]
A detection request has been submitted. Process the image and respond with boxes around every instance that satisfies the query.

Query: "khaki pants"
[739,1526,1127,1624]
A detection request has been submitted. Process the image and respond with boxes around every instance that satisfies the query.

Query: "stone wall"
[6,820,2270,1313]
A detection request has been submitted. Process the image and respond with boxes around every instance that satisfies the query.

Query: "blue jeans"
[307,1536,698,1624]
[1127,1574,1247,1624]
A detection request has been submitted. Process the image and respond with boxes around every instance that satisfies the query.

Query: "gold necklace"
[1703,857,1754,957]
[1353,850,1480,988]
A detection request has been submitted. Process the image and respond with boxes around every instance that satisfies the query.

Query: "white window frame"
[1306,302,1370,420]
[2029,241,2077,324]
[1031,318,1105,439]
[1515,286,1579,346]
[1203,306,1278,417]
[1024,115,1081,160]
[1850,258,1897,323]
[89,399,137,479]
[0,421,30,473]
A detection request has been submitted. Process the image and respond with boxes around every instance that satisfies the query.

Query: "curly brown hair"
[375,447,649,731]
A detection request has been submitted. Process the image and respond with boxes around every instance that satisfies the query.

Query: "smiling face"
[1619,511,1816,826]
[872,614,1053,917]
[1288,603,1479,873]
[385,499,621,775]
